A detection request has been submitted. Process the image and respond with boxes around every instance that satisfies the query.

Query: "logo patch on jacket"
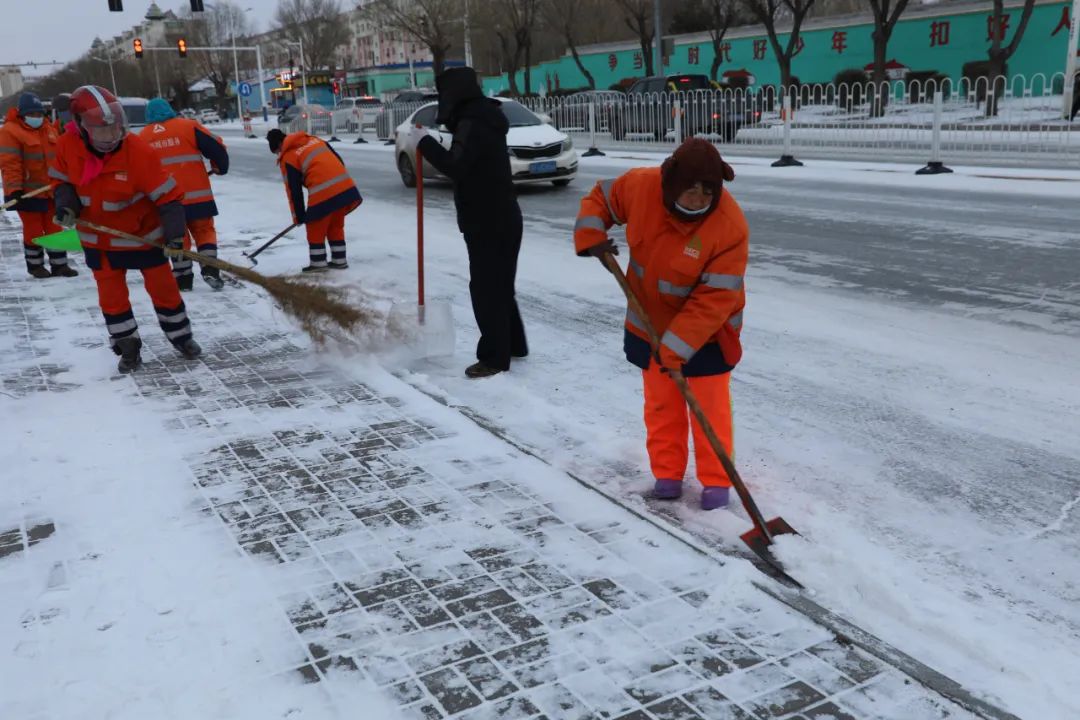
[684,235,702,259]
[114,172,128,182]
[153,124,166,133]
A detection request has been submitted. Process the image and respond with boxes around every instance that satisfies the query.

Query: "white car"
[332,96,382,133]
[199,109,221,124]
[394,98,578,189]
[119,97,149,129]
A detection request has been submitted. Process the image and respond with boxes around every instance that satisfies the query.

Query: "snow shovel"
[243,223,298,266]
[32,228,82,252]
[388,147,454,358]
[0,185,49,211]
[601,251,800,583]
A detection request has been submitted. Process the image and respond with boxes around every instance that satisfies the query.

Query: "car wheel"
[398,153,417,188]
[552,179,571,188]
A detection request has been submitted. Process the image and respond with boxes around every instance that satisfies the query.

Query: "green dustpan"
[32,229,81,252]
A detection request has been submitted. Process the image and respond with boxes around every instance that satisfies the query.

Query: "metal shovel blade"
[388,300,455,359]
[740,517,801,585]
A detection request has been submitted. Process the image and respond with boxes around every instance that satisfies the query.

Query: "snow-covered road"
[213,139,1080,718]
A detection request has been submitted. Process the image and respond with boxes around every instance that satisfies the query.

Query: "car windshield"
[123,104,146,125]
[500,101,540,127]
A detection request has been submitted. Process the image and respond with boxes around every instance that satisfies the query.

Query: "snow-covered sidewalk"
[0,222,990,718]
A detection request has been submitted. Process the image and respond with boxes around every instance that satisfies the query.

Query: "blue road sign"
[238,82,252,97]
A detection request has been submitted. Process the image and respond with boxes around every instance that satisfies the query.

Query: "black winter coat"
[418,94,520,236]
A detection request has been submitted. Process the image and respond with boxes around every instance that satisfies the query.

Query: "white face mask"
[674,201,710,217]
[24,116,44,129]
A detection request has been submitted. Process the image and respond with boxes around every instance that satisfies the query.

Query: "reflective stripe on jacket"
[277,132,361,224]
[574,167,749,377]
[50,131,184,269]
[0,107,59,212]
[139,117,229,221]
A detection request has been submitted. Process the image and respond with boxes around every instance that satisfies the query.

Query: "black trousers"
[463,214,527,371]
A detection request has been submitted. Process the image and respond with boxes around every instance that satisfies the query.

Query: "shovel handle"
[1,185,51,211]
[416,146,425,308]
[600,251,775,544]
[244,222,298,263]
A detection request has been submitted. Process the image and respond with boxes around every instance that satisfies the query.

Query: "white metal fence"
[514,74,1079,169]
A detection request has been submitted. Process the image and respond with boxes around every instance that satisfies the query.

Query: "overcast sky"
[3,0,285,78]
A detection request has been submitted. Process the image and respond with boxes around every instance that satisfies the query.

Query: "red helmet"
[70,85,127,154]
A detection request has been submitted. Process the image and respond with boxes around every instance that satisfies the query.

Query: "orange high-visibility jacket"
[50,131,185,270]
[277,132,361,224]
[139,117,229,220]
[0,107,59,212]
[574,167,749,376]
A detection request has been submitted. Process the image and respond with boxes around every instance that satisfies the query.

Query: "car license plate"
[529,161,557,175]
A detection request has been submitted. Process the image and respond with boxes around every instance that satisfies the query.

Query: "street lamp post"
[285,38,309,132]
[90,54,119,96]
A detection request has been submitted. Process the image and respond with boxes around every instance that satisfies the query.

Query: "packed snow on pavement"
[2,145,1078,720]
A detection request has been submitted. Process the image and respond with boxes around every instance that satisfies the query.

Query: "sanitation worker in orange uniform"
[265,128,361,272]
[49,85,200,374]
[573,138,747,510]
[0,92,78,278]
[139,98,229,291]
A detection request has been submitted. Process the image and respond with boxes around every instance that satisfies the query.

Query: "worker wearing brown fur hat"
[573,138,747,511]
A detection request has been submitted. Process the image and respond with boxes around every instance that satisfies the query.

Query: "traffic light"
[133,38,143,59]
[331,81,339,95]
[177,38,188,58]
[190,0,204,10]
[108,0,123,10]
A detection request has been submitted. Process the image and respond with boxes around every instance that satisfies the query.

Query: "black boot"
[201,266,224,290]
[115,337,143,374]
[176,274,194,291]
[28,265,52,279]
[465,362,503,379]
[176,338,202,360]
[51,264,79,277]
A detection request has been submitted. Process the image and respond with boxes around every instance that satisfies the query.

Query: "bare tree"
[613,0,654,77]
[489,0,540,95]
[275,0,352,72]
[742,0,816,90]
[866,0,910,116]
[184,1,254,111]
[542,0,595,89]
[361,0,460,75]
[985,0,1036,115]
[707,0,736,82]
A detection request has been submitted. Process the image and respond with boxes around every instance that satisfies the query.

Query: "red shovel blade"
[740,517,801,586]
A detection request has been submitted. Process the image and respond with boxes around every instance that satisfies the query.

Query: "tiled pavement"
[0,227,980,720]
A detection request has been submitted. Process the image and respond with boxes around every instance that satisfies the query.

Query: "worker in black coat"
[413,67,528,379]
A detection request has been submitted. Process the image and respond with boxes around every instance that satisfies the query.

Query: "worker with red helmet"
[0,92,78,278]
[48,85,201,373]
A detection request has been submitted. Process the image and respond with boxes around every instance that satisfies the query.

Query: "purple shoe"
[700,486,730,510]
[652,479,683,500]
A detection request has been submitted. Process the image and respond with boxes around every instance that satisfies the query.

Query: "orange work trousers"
[183,217,218,252]
[642,363,734,488]
[93,262,183,319]
[305,208,348,267]
[18,204,60,247]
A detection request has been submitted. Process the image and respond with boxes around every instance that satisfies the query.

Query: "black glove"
[585,239,619,272]
[55,205,78,228]
[164,237,184,259]
[294,210,307,225]
[5,190,24,211]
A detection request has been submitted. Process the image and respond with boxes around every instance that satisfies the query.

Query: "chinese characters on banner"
[633,51,643,70]
[930,20,951,47]
[1051,6,1070,35]
[717,43,732,63]
[987,13,1011,41]
[688,46,700,65]
[608,54,617,71]
[753,39,767,60]
[832,31,847,54]
[791,36,806,57]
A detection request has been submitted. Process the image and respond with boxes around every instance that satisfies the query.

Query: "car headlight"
[563,137,574,152]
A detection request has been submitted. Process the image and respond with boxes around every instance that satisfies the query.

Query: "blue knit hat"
[146,98,177,123]
[17,93,45,116]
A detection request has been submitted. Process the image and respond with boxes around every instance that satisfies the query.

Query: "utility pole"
[90,54,119,95]
[1064,0,1079,118]
[464,0,473,67]
[653,0,663,77]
